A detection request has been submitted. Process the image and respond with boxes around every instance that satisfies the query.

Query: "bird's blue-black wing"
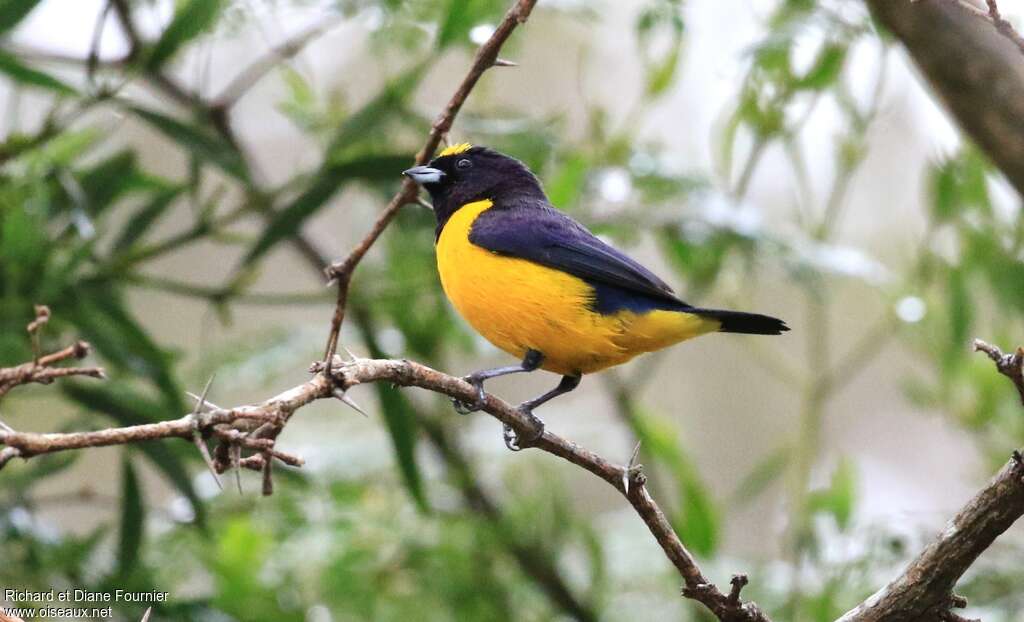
[468,201,689,312]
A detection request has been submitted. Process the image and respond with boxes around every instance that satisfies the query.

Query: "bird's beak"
[403,165,445,185]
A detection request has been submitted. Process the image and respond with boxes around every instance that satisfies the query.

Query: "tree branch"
[0,306,105,399]
[838,339,1024,621]
[0,353,770,622]
[316,357,771,622]
[320,0,538,373]
[865,0,1024,197]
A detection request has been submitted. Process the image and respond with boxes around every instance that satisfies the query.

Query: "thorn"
[493,58,518,67]
[415,197,434,210]
[186,392,223,412]
[628,440,642,468]
[325,277,337,288]
[0,419,13,433]
[140,607,152,622]
[334,388,368,417]
[342,345,360,361]
[188,376,222,491]
[192,431,223,491]
[191,374,216,416]
[624,440,643,495]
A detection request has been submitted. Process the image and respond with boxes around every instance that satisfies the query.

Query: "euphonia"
[405,144,788,450]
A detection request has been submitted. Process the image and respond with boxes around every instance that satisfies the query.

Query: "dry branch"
[836,340,1024,621]
[0,353,770,621]
[0,306,105,399]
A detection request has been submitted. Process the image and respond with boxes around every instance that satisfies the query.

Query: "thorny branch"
[320,0,539,374]
[0,353,770,622]
[0,306,104,400]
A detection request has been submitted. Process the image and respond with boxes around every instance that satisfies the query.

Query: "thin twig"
[320,0,539,375]
[0,339,104,399]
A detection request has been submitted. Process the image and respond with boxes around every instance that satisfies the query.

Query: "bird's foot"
[452,375,487,415]
[503,407,545,452]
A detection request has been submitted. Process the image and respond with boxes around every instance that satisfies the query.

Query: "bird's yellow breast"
[435,200,716,375]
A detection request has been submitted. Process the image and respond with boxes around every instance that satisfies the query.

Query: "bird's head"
[403,144,544,230]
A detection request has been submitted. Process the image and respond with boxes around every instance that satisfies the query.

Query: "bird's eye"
[456,158,472,170]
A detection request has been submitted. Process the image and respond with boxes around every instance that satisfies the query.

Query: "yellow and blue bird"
[404,144,788,450]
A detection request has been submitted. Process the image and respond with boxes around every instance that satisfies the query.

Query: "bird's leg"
[453,349,544,414]
[504,373,581,451]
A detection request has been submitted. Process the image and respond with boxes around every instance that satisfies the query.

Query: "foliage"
[1,0,1023,621]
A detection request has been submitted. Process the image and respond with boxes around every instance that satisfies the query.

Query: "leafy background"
[1,0,1024,620]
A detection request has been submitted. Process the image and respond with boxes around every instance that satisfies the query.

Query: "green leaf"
[324,63,426,162]
[946,267,972,370]
[118,455,145,573]
[355,308,429,512]
[0,0,43,36]
[808,458,857,531]
[146,0,225,70]
[646,44,681,97]
[631,410,719,556]
[795,43,846,90]
[62,382,205,527]
[112,187,182,252]
[130,107,248,181]
[76,149,144,214]
[69,285,182,411]
[928,159,959,223]
[436,0,473,49]
[241,153,411,266]
[0,50,76,95]
[3,453,78,494]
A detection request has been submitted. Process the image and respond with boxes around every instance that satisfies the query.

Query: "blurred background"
[2,0,1023,620]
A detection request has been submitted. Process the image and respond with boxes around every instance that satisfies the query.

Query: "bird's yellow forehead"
[438,142,472,157]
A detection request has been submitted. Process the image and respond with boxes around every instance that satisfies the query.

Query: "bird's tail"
[692,308,789,335]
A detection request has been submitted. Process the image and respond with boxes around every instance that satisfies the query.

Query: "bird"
[404,144,788,450]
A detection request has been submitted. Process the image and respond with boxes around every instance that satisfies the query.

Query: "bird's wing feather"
[468,201,687,306]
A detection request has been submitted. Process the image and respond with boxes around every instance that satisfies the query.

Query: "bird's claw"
[452,376,487,415]
[503,408,545,452]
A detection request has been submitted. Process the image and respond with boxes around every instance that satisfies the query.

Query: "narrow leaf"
[62,382,205,527]
[0,50,76,94]
[118,455,145,572]
[112,187,182,252]
[354,307,429,512]
[147,0,225,70]
[130,107,248,181]
[241,154,411,266]
[0,0,43,36]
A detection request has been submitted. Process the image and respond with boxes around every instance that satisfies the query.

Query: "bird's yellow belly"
[435,200,716,375]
